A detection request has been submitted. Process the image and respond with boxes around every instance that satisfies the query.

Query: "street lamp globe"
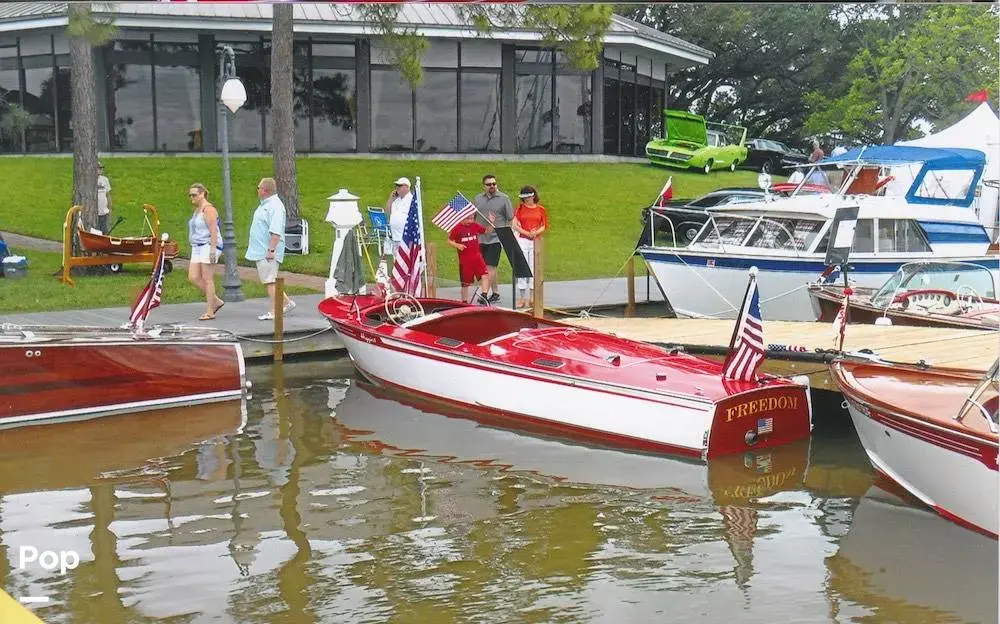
[221,78,246,114]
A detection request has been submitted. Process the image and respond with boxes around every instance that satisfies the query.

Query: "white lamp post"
[219,45,247,302]
[325,188,363,297]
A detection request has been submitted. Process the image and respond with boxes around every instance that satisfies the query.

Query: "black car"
[744,138,809,174]
[639,187,767,245]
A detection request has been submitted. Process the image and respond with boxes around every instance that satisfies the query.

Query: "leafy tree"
[804,5,999,144]
[67,3,116,232]
[362,5,613,90]
[618,4,854,148]
[270,3,300,224]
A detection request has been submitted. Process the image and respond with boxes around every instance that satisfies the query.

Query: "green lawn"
[0,156,766,287]
[0,249,314,314]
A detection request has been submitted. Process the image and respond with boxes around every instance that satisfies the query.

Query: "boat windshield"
[695,214,825,251]
[955,359,999,433]
[870,262,998,308]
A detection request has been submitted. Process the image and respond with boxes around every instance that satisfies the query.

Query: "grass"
[0,249,314,314]
[0,156,765,287]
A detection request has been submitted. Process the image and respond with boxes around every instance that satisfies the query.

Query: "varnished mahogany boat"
[809,261,1000,330]
[0,323,248,429]
[830,355,998,536]
[318,293,813,460]
[77,225,179,258]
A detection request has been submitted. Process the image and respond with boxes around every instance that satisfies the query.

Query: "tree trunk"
[270,4,300,226]
[69,4,99,233]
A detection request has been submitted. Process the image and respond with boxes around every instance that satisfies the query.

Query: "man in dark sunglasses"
[472,174,513,303]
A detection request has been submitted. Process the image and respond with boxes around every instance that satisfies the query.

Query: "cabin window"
[745,218,824,251]
[876,219,931,253]
[913,169,977,202]
[851,219,875,253]
[695,216,757,245]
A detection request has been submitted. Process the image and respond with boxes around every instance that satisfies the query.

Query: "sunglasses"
[188,192,199,197]
[485,182,497,187]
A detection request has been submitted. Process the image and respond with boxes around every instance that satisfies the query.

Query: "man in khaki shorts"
[246,177,295,320]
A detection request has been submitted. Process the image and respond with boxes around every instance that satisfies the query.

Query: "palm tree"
[270,4,300,226]
[68,3,116,233]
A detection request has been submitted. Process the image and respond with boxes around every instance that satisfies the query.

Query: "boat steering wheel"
[384,292,425,325]
[956,284,984,308]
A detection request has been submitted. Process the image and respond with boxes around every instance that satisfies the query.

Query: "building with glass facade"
[0,3,713,157]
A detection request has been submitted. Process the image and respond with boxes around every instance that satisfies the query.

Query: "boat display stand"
[60,203,178,286]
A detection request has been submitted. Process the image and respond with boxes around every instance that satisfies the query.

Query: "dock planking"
[566,317,998,388]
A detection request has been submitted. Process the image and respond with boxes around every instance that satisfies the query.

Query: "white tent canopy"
[895,103,1000,241]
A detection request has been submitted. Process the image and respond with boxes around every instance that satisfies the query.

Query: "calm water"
[1,359,996,624]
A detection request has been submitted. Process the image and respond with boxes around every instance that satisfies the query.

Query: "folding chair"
[361,206,392,256]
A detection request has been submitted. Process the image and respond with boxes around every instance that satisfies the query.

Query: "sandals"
[199,313,215,321]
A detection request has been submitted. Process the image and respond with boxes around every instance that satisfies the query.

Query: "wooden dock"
[566,317,998,392]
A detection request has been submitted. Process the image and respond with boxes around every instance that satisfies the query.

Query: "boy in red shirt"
[448,212,495,304]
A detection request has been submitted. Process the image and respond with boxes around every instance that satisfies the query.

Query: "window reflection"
[603,77,619,155]
[0,67,22,153]
[459,72,499,153]
[311,68,356,152]
[516,74,552,153]
[371,69,412,151]
[416,71,456,152]
[554,74,591,153]
[108,60,154,151]
[223,43,269,152]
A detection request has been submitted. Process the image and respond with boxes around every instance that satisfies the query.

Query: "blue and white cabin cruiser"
[638,145,999,321]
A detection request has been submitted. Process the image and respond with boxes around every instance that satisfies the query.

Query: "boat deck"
[565,317,997,390]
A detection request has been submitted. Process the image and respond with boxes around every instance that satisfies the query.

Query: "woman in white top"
[187,183,224,320]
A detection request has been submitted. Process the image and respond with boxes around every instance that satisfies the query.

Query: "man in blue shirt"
[246,177,296,321]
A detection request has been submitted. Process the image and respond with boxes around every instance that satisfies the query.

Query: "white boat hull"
[844,401,998,536]
[337,332,716,458]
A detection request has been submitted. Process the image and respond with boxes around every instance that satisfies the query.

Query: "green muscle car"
[645,109,748,174]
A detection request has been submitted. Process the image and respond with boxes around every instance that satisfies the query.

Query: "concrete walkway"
[0,230,668,359]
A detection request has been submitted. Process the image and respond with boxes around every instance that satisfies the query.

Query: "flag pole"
[724,267,756,355]
[415,176,429,295]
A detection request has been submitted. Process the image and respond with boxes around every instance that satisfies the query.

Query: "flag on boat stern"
[654,176,673,207]
[390,190,424,296]
[832,286,853,351]
[722,268,765,381]
[128,244,166,327]
[432,192,478,233]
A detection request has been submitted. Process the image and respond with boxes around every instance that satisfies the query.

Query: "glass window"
[459,40,500,69]
[311,68,356,152]
[649,86,663,141]
[421,40,458,68]
[877,219,931,253]
[602,77,619,155]
[18,60,56,153]
[852,219,875,253]
[154,43,200,151]
[108,41,155,151]
[516,74,552,153]
[223,43,269,152]
[914,169,977,202]
[696,216,758,246]
[459,72,499,153]
[312,43,354,57]
[635,83,650,148]
[0,66,21,153]
[371,69,412,151]
[516,49,552,65]
[415,70,456,152]
[746,218,824,250]
[620,77,636,156]
[554,74,591,154]
[54,66,70,151]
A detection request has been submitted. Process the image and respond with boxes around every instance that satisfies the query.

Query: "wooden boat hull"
[78,226,158,256]
[320,295,812,460]
[0,330,247,428]
[809,284,999,330]
[830,357,998,536]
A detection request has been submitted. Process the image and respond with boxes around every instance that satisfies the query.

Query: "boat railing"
[649,209,811,257]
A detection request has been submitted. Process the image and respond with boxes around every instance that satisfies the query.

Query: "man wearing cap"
[97,162,113,234]
[385,176,413,257]
[472,173,514,303]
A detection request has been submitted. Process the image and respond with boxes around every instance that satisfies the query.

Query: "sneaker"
[487,292,501,304]
[283,300,297,314]
[258,311,274,321]
[475,293,489,305]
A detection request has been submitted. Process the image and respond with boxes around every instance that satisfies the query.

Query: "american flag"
[390,190,423,296]
[757,416,774,435]
[431,192,478,233]
[129,245,166,327]
[722,271,765,381]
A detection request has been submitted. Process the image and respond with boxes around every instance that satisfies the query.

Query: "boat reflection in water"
[828,482,998,624]
[0,400,247,493]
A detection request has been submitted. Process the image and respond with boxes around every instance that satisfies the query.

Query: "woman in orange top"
[512,185,549,309]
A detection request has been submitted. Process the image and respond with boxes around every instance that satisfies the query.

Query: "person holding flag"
[440,193,496,304]
[389,178,426,296]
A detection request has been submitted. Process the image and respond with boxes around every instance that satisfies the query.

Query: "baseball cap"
[394,177,411,186]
